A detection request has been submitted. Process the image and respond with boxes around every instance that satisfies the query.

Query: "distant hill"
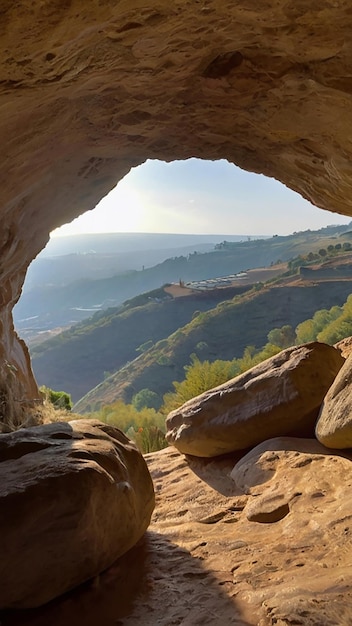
[31,247,352,410]
[24,233,258,290]
[41,232,258,256]
[14,223,352,335]
[25,240,248,290]
[73,275,352,413]
[30,284,251,402]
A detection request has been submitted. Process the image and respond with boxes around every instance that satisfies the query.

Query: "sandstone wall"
[2,1,352,420]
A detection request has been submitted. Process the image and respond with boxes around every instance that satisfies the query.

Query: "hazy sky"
[52,159,351,238]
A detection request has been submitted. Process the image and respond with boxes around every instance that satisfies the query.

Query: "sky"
[52,159,352,238]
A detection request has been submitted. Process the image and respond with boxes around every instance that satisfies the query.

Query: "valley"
[29,257,352,412]
[15,224,352,339]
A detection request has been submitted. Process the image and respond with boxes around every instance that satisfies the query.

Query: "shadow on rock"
[185,449,248,496]
[0,538,148,626]
[1,532,252,626]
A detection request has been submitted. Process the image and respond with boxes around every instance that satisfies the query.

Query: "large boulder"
[165,342,344,457]
[0,419,155,609]
[316,352,352,448]
[230,436,338,494]
[230,436,352,530]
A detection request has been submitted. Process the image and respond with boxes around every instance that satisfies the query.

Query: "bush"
[156,354,172,366]
[40,386,72,411]
[195,341,208,352]
[90,400,167,454]
[127,425,167,454]
[136,340,153,353]
[161,344,282,415]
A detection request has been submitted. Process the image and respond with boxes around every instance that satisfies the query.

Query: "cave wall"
[2,0,352,423]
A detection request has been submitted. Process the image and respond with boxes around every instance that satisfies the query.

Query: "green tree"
[239,345,257,372]
[162,355,241,414]
[267,325,295,349]
[295,305,342,344]
[295,319,315,343]
[132,388,161,411]
[317,295,352,344]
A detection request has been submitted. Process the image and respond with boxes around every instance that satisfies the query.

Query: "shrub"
[161,343,282,415]
[136,340,153,353]
[40,386,72,411]
[90,400,167,454]
[127,425,167,454]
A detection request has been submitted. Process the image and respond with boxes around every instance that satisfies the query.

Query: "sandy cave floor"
[2,444,352,626]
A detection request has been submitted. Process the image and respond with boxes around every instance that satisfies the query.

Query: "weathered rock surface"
[231,436,332,493]
[165,342,344,457]
[0,419,155,609]
[2,3,352,420]
[335,335,352,359]
[316,352,352,448]
[5,443,352,626]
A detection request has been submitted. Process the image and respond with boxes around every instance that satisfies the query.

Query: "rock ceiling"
[2,0,352,419]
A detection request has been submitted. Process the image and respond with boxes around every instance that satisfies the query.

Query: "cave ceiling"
[1,0,352,414]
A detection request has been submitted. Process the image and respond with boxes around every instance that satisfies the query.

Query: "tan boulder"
[5,442,352,624]
[165,342,344,457]
[231,435,352,525]
[0,419,155,609]
[231,436,330,494]
[316,352,352,448]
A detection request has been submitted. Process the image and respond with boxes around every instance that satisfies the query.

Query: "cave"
[2,1,352,427]
[3,4,352,621]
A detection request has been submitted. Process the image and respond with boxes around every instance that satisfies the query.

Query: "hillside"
[24,233,245,289]
[31,284,251,402]
[14,223,352,334]
[74,275,352,412]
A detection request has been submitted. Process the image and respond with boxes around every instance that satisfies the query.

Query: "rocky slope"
[74,279,352,411]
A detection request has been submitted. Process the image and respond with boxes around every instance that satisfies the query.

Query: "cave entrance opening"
[14,157,351,351]
[6,152,352,430]
[51,157,345,239]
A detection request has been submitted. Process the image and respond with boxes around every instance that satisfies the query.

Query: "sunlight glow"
[51,182,147,237]
[51,159,351,238]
